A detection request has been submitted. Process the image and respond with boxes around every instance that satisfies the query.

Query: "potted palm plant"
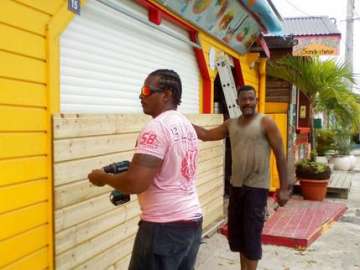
[268,56,360,148]
[295,151,331,201]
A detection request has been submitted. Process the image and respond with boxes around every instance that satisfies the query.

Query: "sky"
[271,0,360,93]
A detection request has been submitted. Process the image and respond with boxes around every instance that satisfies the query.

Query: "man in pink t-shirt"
[88,69,202,270]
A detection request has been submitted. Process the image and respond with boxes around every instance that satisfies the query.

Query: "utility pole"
[345,0,355,76]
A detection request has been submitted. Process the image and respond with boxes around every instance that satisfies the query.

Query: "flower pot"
[333,155,356,171]
[299,178,329,201]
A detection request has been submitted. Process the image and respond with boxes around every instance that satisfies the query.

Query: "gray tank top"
[228,113,270,189]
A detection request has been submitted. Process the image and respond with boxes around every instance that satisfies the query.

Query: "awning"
[153,0,283,54]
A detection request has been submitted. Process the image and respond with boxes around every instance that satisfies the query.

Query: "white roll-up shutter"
[60,0,200,113]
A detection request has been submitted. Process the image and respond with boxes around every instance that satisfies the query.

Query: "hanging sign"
[293,35,340,56]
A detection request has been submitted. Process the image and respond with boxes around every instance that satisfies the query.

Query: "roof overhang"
[150,0,283,54]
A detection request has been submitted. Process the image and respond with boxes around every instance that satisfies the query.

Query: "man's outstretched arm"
[193,121,228,141]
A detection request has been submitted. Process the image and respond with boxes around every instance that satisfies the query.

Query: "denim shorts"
[128,218,202,270]
[228,185,268,260]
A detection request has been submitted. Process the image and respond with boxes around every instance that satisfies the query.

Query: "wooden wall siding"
[53,113,224,270]
[242,64,259,94]
[266,78,291,103]
[0,1,64,269]
[266,113,288,191]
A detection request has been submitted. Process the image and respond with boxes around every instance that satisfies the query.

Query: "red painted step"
[262,198,347,249]
[219,198,347,249]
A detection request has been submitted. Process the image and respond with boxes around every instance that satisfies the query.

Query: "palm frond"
[268,56,359,131]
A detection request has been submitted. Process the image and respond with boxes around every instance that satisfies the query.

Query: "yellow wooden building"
[0,0,287,269]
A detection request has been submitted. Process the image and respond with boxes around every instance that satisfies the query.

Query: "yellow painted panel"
[0,0,50,35]
[265,102,289,114]
[0,78,46,107]
[15,0,64,15]
[0,24,46,59]
[0,179,48,214]
[0,202,48,240]
[2,247,48,270]
[0,51,46,83]
[0,106,47,131]
[0,133,47,159]
[0,225,48,268]
[267,114,288,191]
[0,156,47,187]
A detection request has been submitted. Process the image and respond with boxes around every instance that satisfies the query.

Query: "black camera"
[103,161,131,206]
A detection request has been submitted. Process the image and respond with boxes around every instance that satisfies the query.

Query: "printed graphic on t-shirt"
[181,149,197,181]
[138,131,160,149]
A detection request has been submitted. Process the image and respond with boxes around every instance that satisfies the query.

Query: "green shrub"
[316,129,335,156]
[333,128,352,155]
[295,158,331,180]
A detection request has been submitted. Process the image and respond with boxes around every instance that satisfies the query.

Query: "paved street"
[196,165,360,270]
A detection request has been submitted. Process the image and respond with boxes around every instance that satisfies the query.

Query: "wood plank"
[53,145,222,187]
[55,160,223,210]
[0,106,47,131]
[266,80,291,88]
[202,200,224,228]
[54,133,138,162]
[0,156,47,186]
[0,224,48,268]
[197,156,224,176]
[197,176,223,197]
[55,167,221,232]
[55,180,113,209]
[198,145,224,163]
[0,133,47,159]
[0,51,46,83]
[186,114,224,127]
[0,24,46,59]
[53,114,151,139]
[15,0,63,15]
[2,247,48,270]
[53,113,222,139]
[54,151,134,186]
[197,165,223,187]
[0,0,50,35]
[199,140,224,151]
[0,77,46,107]
[114,254,131,270]
[0,202,48,240]
[55,194,138,232]
[74,235,135,270]
[203,204,224,229]
[56,216,139,270]
[56,200,139,254]
[199,185,223,209]
[0,179,48,214]
[202,197,223,216]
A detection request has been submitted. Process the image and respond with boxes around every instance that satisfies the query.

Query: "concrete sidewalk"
[195,171,360,270]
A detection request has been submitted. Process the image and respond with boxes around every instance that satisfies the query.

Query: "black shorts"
[228,185,268,260]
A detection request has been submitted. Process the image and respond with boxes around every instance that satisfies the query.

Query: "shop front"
[0,0,283,268]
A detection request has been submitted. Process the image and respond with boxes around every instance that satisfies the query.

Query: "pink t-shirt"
[135,110,202,222]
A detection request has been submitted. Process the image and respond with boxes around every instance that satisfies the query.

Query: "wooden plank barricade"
[53,113,225,270]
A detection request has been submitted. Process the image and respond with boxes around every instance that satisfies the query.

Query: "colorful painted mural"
[155,0,283,54]
[155,0,261,53]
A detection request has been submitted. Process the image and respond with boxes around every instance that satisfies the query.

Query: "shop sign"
[293,35,340,56]
[154,0,261,54]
